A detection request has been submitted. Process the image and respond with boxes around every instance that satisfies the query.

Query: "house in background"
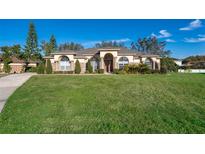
[44,47,161,73]
[0,56,38,73]
[172,58,182,66]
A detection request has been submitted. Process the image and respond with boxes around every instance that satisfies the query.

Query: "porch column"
[158,61,161,70]
[56,61,58,71]
[100,57,104,69]
[153,61,156,70]
[113,57,117,69]
[70,61,74,71]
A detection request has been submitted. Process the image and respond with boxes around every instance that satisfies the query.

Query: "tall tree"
[49,35,57,53]
[131,37,171,57]
[0,46,12,73]
[24,22,41,62]
[58,42,84,51]
[41,35,57,56]
[95,41,125,48]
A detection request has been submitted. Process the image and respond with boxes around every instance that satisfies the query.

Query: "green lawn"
[0,74,205,133]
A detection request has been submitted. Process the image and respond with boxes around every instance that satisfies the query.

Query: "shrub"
[123,64,129,73]
[3,63,11,73]
[37,63,45,74]
[25,67,37,72]
[160,65,168,74]
[113,69,119,74]
[45,59,53,74]
[151,69,161,74]
[123,63,151,74]
[53,71,74,74]
[138,64,150,74]
[118,70,127,74]
[161,57,178,73]
[75,60,81,74]
[86,60,93,73]
[98,69,104,74]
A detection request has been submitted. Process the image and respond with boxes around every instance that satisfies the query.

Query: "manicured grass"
[0,74,205,133]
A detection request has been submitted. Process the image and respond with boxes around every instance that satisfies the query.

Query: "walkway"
[0,73,35,112]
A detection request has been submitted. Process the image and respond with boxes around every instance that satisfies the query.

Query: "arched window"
[145,58,153,69]
[60,56,70,71]
[118,57,129,69]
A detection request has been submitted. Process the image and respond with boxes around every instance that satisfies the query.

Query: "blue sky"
[0,19,205,58]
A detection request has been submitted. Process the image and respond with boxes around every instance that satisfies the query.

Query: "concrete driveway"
[0,73,35,112]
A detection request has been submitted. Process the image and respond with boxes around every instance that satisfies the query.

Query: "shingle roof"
[51,47,160,58]
[51,50,77,55]
[0,56,39,63]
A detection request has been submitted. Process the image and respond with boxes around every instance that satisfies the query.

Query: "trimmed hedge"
[45,59,53,74]
[98,69,104,74]
[86,60,93,73]
[37,63,45,74]
[75,60,81,74]
[53,71,74,74]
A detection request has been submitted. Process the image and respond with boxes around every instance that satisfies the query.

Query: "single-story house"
[44,47,161,73]
[0,56,38,73]
[172,58,182,66]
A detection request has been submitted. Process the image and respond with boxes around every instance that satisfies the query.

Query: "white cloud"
[184,37,205,43]
[82,38,131,48]
[151,30,172,38]
[179,19,202,31]
[184,34,205,43]
[165,39,176,42]
[197,34,205,37]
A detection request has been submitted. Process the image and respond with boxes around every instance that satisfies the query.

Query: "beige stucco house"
[44,47,161,73]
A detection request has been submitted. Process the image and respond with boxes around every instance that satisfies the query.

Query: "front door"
[104,53,113,73]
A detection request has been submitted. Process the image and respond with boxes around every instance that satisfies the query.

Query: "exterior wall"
[100,51,118,58]
[174,60,182,66]
[52,55,75,72]
[0,63,3,72]
[133,58,141,64]
[50,51,161,73]
[142,57,161,70]
[74,59,86,73]
[9,63,25,73]
[178,69,205,73]
[0,63,37,73]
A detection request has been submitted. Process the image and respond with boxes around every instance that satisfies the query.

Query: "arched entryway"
[104,53,113,73]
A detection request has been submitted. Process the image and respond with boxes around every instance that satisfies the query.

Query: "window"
[145,58,153,69]
[90,60,99,72]
[118,57,129,69]
[60,56,70,71]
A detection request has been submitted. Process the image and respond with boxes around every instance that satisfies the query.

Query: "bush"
[122,63,151,74]
[98,69,104,74]
[37,63,45,74]
[45,59,53,74]
[161,57,178,73]
[118,70,127,74]
[160,65,168,74]
[75,60,81,74]
[26,67,37,72]
[113,69,119,74]
[123,64,129,73]
[86,60,93,73]
[150,69,161,74]
[138,64,150,74]
[3,63,11,73]
[53,71,74,74]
